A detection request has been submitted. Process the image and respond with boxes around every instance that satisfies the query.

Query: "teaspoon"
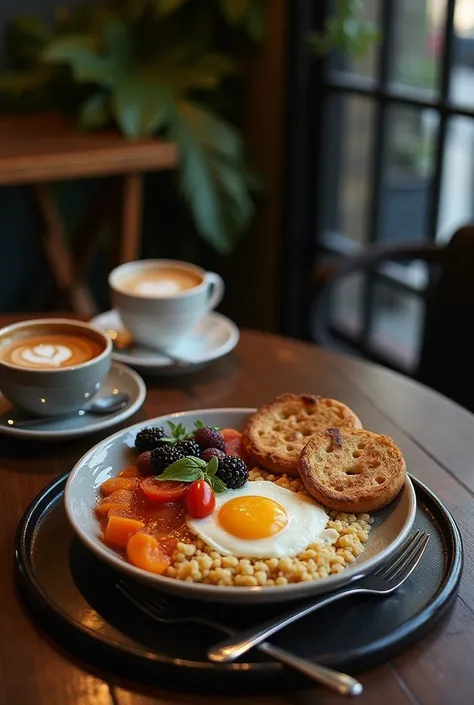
[11,392,130,428]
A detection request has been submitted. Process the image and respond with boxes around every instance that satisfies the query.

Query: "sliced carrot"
[126,532,170,575]
[221,428,242,443]
[95,502,125,516]
[100,477,137,496]
[104,515,144,547]
[102,489,133,505]
[119,466,139,478]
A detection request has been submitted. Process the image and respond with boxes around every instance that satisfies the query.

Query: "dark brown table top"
[1,314,473,705]
[0,114,178,185]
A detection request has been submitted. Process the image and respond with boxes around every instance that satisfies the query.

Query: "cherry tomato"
[140,477,189,502]
[186,480,216,519]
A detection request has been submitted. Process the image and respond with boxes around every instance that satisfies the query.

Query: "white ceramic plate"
[65,408,417,604]
[90,310,239,375]
[0,362,146,440]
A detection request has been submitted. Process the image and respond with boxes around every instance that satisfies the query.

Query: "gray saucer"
[0,362,146,440]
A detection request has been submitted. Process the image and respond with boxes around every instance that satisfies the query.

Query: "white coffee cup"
[109,259,225,351]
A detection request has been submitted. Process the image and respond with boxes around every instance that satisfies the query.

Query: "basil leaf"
[156,456,205,482]
[207,475,227,494]
[156,467,202,483]
[205,456,218,477]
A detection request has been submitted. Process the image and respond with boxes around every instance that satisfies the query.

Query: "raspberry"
[194,427,225,452]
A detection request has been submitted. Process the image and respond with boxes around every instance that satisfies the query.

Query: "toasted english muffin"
[243,393,363,477]
[298,427,406,512]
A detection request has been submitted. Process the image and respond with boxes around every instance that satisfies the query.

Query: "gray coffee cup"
[0,319,112,416]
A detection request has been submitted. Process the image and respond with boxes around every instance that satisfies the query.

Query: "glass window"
[451,1,474,109]
[327,0,380,80]
[331,274,365,338]
[390,0,446,96]
[437,115,474,241]
[369,282,424,370]
[380,106,438,243]
[319,95,375,246]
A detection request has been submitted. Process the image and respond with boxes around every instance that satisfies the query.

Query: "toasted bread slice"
[298,427,406,512]
[243,393,363,477]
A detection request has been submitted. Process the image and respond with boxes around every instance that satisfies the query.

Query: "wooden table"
[1,314,473,705]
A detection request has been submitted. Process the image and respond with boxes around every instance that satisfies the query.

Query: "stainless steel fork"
[207,530,430,664]
[116,581,363,696]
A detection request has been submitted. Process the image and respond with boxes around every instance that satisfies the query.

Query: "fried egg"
[186,481,339,558]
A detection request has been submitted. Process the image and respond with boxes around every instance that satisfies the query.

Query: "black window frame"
[281,0,474,373]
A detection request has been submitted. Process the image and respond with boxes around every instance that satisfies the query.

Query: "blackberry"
[201,447,226,463]
[217,456,248,489]
[194,426,225,452]
[175,439,201,457]
[151,445,185,474]
[135,426,166,453]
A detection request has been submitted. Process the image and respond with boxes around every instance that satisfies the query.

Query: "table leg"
[32,183,97,318]
[120,173,143,263]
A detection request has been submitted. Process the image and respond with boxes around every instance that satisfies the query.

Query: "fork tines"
[375,530,430,582]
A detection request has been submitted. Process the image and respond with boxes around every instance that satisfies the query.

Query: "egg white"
[186,480,339,558]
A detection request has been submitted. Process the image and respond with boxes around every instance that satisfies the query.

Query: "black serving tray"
[15,473,463,693]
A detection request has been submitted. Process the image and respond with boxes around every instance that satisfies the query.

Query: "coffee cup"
[109,259,225,351]
[0,318,112,416]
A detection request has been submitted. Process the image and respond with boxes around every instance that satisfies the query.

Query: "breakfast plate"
[16,470,461,692]
[65,408,417,604]
[0,362,146,440]
[90,310,239,375]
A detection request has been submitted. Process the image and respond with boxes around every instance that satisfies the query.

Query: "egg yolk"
[218,496,288,539]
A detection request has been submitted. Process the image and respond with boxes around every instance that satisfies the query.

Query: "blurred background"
[0,0,472,380]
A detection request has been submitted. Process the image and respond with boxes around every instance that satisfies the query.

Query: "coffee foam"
[16,344,73,367]
[133,280,183,296]
[117,267,202,297]
[0,333,103,369]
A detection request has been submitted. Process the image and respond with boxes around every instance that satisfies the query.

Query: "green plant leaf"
[216,0,251,24]
[0,67,52,94]
[155,0,189,16]
[44,34,113,85]
[244,1,265,43]
[146,53,236,95]
[156,456,206,482]
[78,92,110,130]
[6,15,52,66]
[207,475,227,494]
[44,19,135,88]
[170,99,252,254]
[205,457,219,477]
[113,71,172,138]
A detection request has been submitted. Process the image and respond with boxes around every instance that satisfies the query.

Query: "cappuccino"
[0,333,103,369]
[117,267,203,297]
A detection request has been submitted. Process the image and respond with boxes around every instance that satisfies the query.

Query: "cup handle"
[204,272,225,312]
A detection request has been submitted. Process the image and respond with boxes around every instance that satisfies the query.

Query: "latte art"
[17,344,73,368]
[0,334,103,369]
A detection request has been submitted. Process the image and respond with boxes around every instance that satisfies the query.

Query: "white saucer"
[0,362,146,440]
[90,310,240,375]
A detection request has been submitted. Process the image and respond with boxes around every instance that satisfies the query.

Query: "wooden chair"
[312,225,474,411]
[0,113,178,318]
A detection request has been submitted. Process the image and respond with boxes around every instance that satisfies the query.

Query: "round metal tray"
[15,473,462,693]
